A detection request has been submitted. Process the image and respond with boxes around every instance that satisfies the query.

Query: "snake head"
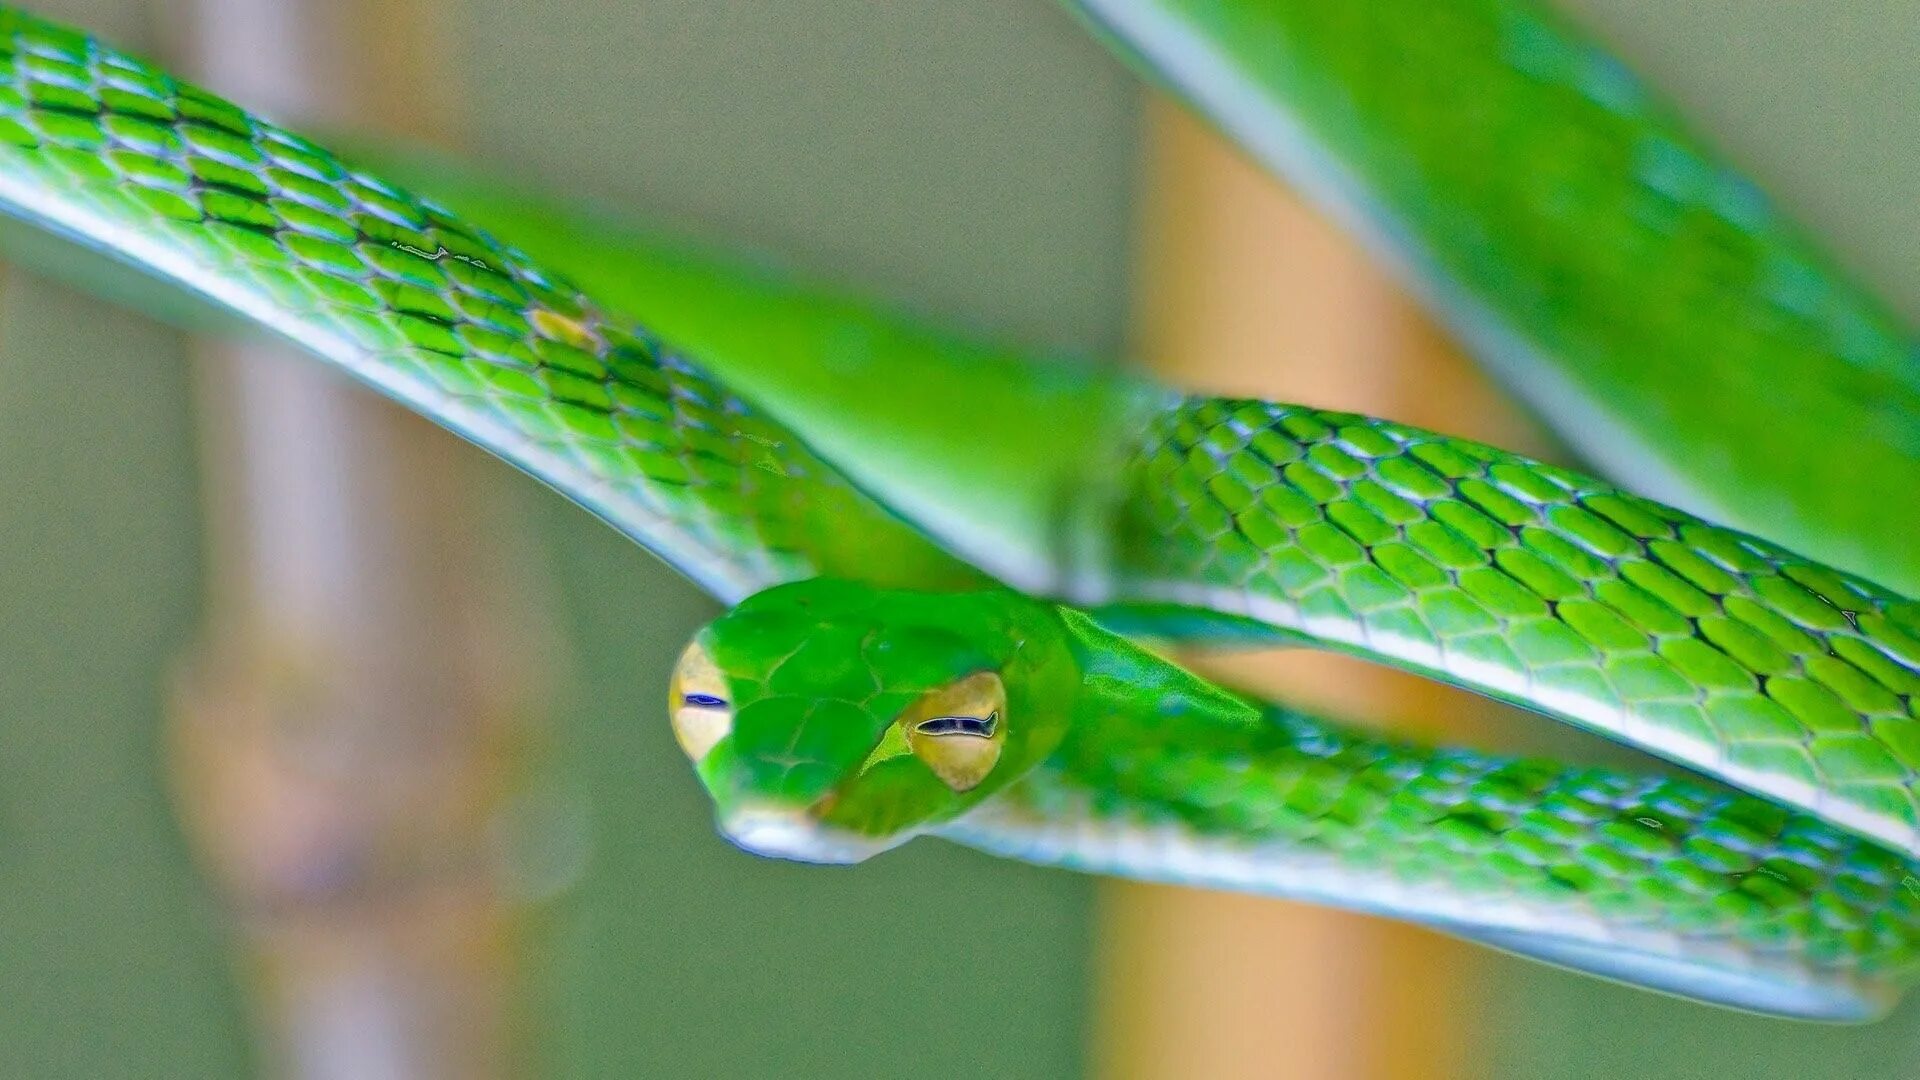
[670,579,1078,864]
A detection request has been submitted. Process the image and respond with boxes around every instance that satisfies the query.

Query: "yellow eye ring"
[900,671,1007,792]
[669,639,733,764]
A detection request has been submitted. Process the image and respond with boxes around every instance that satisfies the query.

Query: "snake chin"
[720,805,906,865]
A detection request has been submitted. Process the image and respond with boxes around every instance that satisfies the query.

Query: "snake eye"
[670,640,733,764]
[901,672,1007,793]
[914,712,998,738]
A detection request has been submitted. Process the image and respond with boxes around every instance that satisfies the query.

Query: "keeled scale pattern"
[966,681,1920,1016]
[0,7,969,601]
[18,4,1920,1000]
[1112,399,1920,857]
[696,584,1920,1016]
[1073,0,1920,594]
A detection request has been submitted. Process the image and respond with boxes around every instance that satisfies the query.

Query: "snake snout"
[720,803,894,865]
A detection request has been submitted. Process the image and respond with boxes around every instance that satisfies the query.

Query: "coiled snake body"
[0,4,1915,1020]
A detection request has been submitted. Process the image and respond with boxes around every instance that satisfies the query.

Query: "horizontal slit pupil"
[916,711,998,737]
[683,693,728,708]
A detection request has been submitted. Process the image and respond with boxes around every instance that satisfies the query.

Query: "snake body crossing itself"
[1,4,1917,1020]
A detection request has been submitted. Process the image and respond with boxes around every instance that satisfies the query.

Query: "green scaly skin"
[3,4,1920,1018]
[1095,399,1920,860]
[1063,0,1920,596]
[389,167,1920,869]
[681,580,1920,1022]
[0,7,975,603]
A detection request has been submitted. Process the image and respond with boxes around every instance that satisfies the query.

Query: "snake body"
[1103,398,1920,859]
[1066,0,1920,596]
[1,4,1917,1020]
[0,8,972,602]
[679,581,1920,1021]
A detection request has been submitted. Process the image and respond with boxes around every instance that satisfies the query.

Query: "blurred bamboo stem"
[1096,98,1546,1080]
[162,2,538,1077]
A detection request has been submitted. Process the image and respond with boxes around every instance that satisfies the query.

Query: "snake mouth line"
[719,805,905,865]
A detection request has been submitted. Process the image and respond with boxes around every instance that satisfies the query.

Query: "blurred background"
[1,0,1917,1076]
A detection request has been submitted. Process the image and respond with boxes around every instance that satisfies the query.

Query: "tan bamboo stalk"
[1095,98,1549,1080]
[160,2,544,1077]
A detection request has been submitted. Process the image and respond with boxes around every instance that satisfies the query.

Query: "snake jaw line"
[720,804,905,865]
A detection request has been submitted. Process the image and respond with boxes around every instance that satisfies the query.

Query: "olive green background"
[0,0,1916,1077]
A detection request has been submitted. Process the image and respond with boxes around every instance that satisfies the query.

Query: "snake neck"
[1052,602,1270,734]
[940,608,1920,1020]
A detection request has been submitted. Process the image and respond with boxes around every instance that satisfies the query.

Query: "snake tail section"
[0,5,975,602]
[1100,398,1920,859]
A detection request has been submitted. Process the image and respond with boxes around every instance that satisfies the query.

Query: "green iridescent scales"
[1071,704,1915,947]
[1110,398,1920,856]
[705,583,1920,1016]
[0,8,969,602]
[11,0,1920,1018]
[989,697,1920,1004]
[1067,0,1920,594]
[999,694,1920,988]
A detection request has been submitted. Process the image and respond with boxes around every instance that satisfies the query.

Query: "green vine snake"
[0,2,1916,1021]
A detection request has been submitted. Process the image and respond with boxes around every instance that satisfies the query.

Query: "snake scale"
[0,3,1915,1020]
